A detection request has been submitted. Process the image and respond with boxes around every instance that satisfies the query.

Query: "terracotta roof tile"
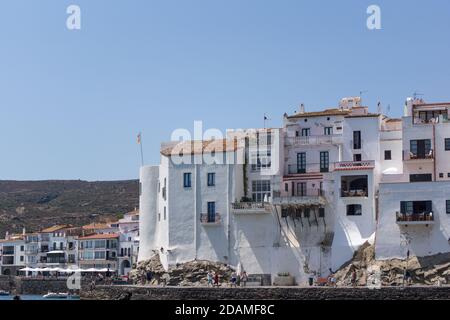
[160,139,238,157]
[78,233,119,240]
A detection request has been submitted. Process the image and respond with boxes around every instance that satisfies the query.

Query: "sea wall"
[0,276,88,295]
[81,285,450,300]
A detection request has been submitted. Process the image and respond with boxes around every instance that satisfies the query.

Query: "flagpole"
[138,132,144,167]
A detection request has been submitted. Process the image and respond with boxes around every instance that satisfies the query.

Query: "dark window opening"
[353,131,361,149]
[353,154,362,162]
[409,174,432,182]
[347,204,362,216]
[384,150,392,160]
[183,172,192,188]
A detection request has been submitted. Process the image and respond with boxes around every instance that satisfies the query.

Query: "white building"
[376,99,450,260]
[138,96,450,285]
[0,234,26,276]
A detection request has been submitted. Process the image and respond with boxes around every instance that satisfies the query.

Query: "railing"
[200,213,221,224]
[403,149,434,161]
[396,212,434,223]
[1,251,14,255]
[340,189,368,197]
[286,135,343,146]
[335,160,375,170]
[25,249,39,255]
[286,163,332,175]
[231,202,271,214]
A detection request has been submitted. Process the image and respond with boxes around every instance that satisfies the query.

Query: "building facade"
[139,96,450,284]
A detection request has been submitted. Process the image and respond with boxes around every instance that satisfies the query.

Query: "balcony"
[200,213,221,225]
[335,160,375,171]
[403,149,434,161]
[25,249,39,255]
[286,164,332,175]
[231,202,271,214]
[1,250,14,255]
[396,212,434,226]
[286,135,343,146]
[272,189,325,207]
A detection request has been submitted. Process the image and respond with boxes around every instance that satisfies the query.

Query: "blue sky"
[1,0,450,180]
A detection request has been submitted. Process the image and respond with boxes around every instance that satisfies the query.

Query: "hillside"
[0,180,139,236]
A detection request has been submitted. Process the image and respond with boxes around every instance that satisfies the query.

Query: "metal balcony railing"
[403,149,434,161]
[200,213,221,224]
[335,160,375,170]
[396,212,434,223]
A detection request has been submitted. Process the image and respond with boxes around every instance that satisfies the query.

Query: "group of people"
[206,270,249,287]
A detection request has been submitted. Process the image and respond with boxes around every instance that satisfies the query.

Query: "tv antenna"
[413,90,424,100]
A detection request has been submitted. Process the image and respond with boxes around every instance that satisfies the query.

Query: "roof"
[386,118,402,122]
[82,223,113,230]
[413,102,450,107]
[344,113,380,118]
[160,139,238,157]
[41,225,72,233]
[0,235,24,243]
[78,233,120,240]
[286,108,351,119]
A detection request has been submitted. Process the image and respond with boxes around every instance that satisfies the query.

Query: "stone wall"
[81,285,450,300]
[0,276,88,295]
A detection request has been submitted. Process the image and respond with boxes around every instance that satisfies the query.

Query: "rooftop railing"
[286,135,343,146]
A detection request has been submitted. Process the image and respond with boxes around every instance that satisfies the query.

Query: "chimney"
[299,103,305,114]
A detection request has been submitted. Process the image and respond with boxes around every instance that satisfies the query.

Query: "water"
[0,295,80,300]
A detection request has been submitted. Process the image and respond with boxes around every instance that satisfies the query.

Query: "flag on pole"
[137,132,142,144]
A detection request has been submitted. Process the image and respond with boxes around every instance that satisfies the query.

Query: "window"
[320,151,329,172]
[304,208,310,218]
[318,208,325,218]
[353,154,362,162]
[447,200,450,214]
[410,139,432,158]
[347,204,362,216]
[324,127,333,135]
[284,183,288,192]
[207,173,216,186]
[250,151,272,171]
[252,180,271,202]
[296,182,306,197]
[183,173,192,188]
[20,256,24,262]
[409,174,432,182]
[446,138,450,151]
[20,246,24,251]
[95,251,106,260]
[353,131,361,149]
[296,152,306,173]
[301,128,310,137]
[440,173,444,178]
[400,201,432,214]
[384,150,392,160]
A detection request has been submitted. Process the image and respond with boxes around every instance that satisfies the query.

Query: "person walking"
[240,271,248,287]
[207,271,213,287]
[214,272,220,287]
[230,272,237,288]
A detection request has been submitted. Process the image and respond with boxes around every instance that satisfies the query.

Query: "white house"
[376,98,450,260]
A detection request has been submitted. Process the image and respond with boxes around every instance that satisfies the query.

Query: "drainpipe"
[433,123,437,182]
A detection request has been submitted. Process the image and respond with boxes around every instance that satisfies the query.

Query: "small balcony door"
[207,202,216,222]
[320,151,329,172]
[297,153,306,173]
[297,182,306,196]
